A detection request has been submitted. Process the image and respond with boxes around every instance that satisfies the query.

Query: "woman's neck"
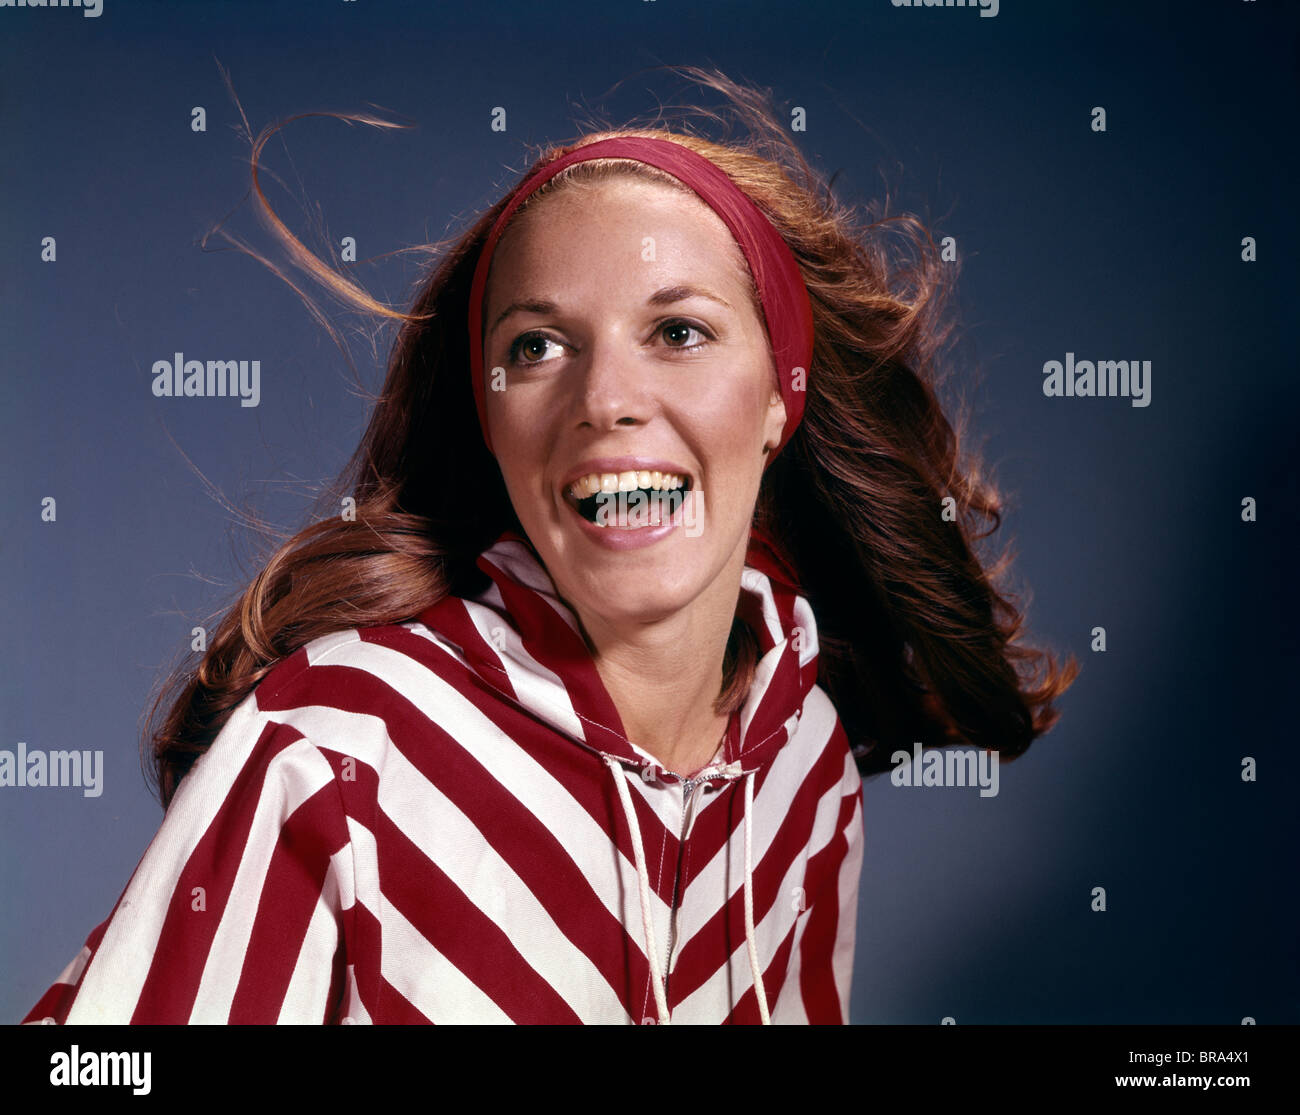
[576,553,743,778]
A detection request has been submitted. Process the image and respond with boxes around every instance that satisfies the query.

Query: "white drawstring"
[605,755,671,1025]
[743,770,771,1024]
[606,757,772,1026]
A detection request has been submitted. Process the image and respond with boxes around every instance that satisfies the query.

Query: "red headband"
[466,136,814,465]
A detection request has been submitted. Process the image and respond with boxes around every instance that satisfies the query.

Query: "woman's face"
[481,175,786,628]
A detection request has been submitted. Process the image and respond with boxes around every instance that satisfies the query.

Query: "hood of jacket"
[419,527,821,782]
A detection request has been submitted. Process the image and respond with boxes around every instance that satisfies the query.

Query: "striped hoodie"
[23,529,865,1025]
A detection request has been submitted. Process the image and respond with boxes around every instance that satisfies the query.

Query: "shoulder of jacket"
[795,683,843,751]
[252,619,457,709]
[802,682,836,722]
[231,619,484,791]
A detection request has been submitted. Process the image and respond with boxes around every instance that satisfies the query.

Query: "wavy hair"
[145,66,1078,807]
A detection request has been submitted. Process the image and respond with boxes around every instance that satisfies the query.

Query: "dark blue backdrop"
[2,0,1296,1024]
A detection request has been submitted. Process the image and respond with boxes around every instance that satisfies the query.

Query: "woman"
[22,74,1075,1026]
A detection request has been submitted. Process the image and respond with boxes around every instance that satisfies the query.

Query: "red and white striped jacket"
[23,530,865,1024]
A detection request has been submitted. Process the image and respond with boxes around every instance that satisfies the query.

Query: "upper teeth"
[569,470,686,498]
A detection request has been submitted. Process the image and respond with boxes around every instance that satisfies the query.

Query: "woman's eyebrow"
[646,284,733,311]
[488,285,733,339]
[488,298,557,338]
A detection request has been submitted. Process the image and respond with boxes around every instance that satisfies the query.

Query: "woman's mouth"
[562,470,692,529]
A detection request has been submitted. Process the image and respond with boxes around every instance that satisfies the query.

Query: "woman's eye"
[508,332,563,365]
[660,320,710,349]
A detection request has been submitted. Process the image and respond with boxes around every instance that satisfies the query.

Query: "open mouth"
[563,472,693,529]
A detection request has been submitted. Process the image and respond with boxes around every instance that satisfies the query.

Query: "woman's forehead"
[487,178,752,300]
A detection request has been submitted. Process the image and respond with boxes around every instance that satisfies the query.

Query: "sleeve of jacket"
[794,739,865,1024]
[21,692,356,1025]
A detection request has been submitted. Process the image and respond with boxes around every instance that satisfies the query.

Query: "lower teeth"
[580,489,684,528]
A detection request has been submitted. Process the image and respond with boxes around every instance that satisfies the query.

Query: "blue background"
[2,0,1297,1024]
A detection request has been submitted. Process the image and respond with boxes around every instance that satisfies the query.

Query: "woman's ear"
[763,386,788,454]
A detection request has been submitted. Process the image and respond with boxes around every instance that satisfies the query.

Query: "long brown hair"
[145,67,1078,808]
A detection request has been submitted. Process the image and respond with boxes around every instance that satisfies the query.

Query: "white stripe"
[478,542,585,637]
[740,567,785,645]
[345,816,378,918]
[277,874,343,1024]
[770,914,810,1024]
[404,605,587,749]
[56,944,93,988]
[305,629,362,666]
[459,597,587,742]
[833,779,865,1021]
[791,594,820,667]
[340,963,372,1025]
[339,817,379,1024]
[378,899,512,1023]
[738,649,782,749]
[624,760,692,837]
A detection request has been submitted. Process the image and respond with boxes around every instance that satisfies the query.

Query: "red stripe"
[376,977,433,1024]
[227,782,348,1022]
[251,644,313,706]
[22,980,79,1025]
[374,808,584,1024]
[723,918,798,1025]
[347,901,384,1021]
[798,788,860,1023]
[322,939,347,1024]
[740,648,802,756]
[478,560,637,761]
[737,586,779,654]
[414,595,520,704]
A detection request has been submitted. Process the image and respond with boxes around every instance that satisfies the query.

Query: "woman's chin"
[544,526,706,617]
[570,568,700,626]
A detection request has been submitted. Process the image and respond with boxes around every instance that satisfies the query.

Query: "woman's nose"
[570,334,656,436]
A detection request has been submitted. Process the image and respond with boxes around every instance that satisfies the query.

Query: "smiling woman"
[23,68,1076,1026]
[477,143,812,781]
